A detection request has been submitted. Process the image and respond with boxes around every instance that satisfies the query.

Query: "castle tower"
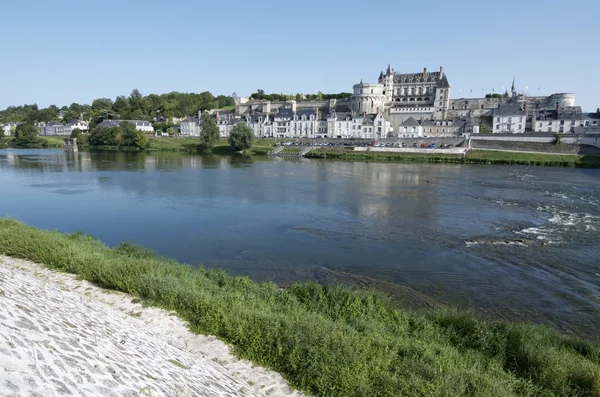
[351,81,386,114]
[383,65,394,102]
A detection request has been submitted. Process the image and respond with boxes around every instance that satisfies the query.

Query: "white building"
[273,108,294,138]
[41,122,72,136]
[531,106,583,134]
[66,120,89,132]
[420,120,461,137]
[1,122,21,136]
[398,117,422,137]
[493,104,526,133]
[583,112,600,132]
[292,109,317,138]
[180,117,200,137]
[96,119,154,133]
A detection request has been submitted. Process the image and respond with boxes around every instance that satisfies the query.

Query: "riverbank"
[305,147,600,167]
[0,255,299,397]
[0,136,65,149]
[1,219,599,396]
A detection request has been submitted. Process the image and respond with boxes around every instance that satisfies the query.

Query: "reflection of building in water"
[321,161,457,220]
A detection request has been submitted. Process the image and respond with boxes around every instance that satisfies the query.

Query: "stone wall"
[470,140,600,155]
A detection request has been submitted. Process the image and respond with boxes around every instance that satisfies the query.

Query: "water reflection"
[1,149,600,340]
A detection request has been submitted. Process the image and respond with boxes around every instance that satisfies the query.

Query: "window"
[518,124,522,130]
[560,120,565,125]
[508,117,512,123]
[496,124,500,130]
[497,117,500,122]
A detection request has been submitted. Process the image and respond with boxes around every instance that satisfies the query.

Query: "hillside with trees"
[0,90,236,127]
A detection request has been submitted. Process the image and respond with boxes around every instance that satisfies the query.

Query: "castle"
[182,64,595,139]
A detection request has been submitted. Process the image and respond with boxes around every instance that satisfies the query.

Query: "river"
[1,149,599,339]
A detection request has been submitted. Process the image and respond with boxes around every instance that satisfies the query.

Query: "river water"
[1,149,599,339]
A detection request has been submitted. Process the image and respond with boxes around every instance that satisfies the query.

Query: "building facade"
[96,120,154,132]
[41,122,72,136]
[493,104,527,134]
[180,117,200,137]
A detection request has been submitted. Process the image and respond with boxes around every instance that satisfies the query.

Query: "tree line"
[249,89,352,101]
[0,90,235,127]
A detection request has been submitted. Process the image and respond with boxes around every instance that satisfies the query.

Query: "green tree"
[89,126,121,146]
[70,128,82,139]
[14,123,39,147]
[121,121,148,149]
[70,128,89,145]
[91,98,113,111]
[554,133,562,145]
[0,126,4,139]
[200,113,220,149]
[228,122,255,152]
[317,91,324,100]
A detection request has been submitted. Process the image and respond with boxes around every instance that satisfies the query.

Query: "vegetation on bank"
[0,134,67,149]
[305,148,600,167]
[1,219,599,397]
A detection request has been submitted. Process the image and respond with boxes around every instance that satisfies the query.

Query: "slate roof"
[584,112,600,120]
[97,120,120,127]
[336,112,352,121]
[401,117,421,127]
[275,108,294,119]
[97,119,151,127]
[296,109,316,118]
[361,114,376,125]
[437,75,450,88]
[493,104,526,117]
[393,71,442,83]
[181,117,199,123]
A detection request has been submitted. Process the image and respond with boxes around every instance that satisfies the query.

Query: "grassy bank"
[305,148,600,167]
[0,136,67,149]
[146,137,277,154]
[1,219,599,396]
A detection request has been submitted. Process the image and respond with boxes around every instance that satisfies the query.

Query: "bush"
[13,123,39,147]
[228,122,255,152]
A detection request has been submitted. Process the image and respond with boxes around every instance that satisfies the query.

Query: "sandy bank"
[0,255,303,397]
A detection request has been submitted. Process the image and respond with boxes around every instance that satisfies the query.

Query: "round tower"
[351,81,386,114]
[546,93,575,108]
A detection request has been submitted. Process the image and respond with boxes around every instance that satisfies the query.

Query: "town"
[2,64,600,140]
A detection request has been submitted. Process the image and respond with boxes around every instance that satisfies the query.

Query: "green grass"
[465,150,600,167]
[279,148,303,155]
[305,148,600,168]
[146,137,276,155]
[0,136,66,149]
[1,219,599,396]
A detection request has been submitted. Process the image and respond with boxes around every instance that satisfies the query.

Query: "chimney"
[423,67,428,78]
[439,66,444,78]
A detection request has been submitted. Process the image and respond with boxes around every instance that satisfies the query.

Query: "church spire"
[386,63,392,75]
[511,75,516,97]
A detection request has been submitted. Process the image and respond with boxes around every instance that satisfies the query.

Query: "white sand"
[0,255,304,397]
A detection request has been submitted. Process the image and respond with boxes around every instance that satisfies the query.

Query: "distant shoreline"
[3,135,600,168]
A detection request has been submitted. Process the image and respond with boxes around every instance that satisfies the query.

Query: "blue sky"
[0,0,598,111]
